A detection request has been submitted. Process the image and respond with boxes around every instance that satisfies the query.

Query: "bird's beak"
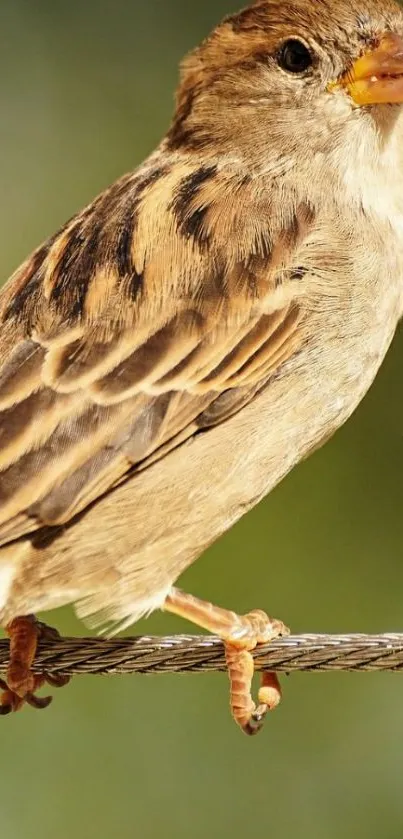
[334,33,403,105]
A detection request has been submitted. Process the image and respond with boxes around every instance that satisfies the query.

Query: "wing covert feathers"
[0,153,312,545]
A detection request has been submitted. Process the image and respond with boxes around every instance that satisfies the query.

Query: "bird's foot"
[0,615,70,715]
[164,588,289,735]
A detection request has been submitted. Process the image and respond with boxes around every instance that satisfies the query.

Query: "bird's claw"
[0,615,70,715]
[164,588,287,735]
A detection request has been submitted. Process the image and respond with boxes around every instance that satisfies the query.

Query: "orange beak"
[335,33,403,105]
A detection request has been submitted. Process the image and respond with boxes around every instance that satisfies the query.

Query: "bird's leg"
[0,615,70,715]
[164,587,289,735]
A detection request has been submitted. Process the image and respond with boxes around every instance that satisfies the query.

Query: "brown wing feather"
[0,154,312,545]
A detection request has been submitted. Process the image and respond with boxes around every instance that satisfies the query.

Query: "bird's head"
[168,0,403,197]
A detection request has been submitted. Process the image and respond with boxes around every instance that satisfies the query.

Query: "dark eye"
[277,39,313,74]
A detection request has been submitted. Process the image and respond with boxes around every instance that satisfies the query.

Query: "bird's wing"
[0,156,312,545]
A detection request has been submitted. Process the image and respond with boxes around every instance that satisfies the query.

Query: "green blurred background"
[1,1,403,837]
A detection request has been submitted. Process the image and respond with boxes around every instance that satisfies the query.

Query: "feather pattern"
[0,154,310,553]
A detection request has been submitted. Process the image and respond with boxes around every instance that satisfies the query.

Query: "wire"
[1,633,402,676]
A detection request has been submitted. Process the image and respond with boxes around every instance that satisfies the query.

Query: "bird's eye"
[277,39,313,74]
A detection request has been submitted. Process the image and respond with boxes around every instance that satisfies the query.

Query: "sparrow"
[0,0,402,735]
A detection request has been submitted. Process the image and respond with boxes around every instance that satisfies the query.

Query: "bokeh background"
[1,1,403,837]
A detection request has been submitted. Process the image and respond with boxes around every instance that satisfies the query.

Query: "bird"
[0,0,402,735]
